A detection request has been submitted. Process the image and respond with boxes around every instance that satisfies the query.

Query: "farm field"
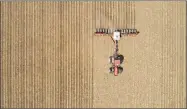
[0,1,186,108]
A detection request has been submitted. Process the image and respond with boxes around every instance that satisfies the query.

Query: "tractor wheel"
[109,56,113,64]
[109,67,114,73]
[117,55,124,64]
[118,66,123,73]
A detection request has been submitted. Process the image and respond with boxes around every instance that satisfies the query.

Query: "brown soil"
[0,1,186,108]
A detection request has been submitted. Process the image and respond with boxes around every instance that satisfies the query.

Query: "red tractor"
[95,28,139,76]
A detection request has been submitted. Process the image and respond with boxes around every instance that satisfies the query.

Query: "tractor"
[95,28,139,76]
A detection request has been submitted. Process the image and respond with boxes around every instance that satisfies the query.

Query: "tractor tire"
[118,66,123,73]
[109,56,113,64]
[117,55,124,64]
[109,67,114,73]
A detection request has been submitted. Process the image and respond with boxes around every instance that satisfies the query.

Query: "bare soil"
[0,1,186,108]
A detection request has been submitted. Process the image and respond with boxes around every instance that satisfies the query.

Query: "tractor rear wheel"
[117,55,124,64]
[109,56,113,64]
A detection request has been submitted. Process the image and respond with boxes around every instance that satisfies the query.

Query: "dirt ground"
[0,1,186,108]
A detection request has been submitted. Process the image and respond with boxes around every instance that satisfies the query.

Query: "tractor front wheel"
[109,67,114,73]
[118,66,123,73]
[109,66,123,74]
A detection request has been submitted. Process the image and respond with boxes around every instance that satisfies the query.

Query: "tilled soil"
[0,1,186,108]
